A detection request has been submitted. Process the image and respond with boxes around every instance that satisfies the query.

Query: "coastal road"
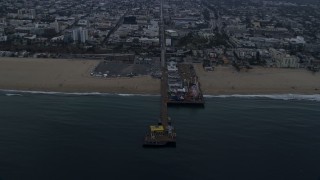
[102,11,128,45]
[160,0,166,68]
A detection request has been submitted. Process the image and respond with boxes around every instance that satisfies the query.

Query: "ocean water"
[0,91,320,180]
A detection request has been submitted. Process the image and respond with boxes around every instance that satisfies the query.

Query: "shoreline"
[1,82,319,96]
[1,89,320,102]
[0,57,320,96]
[1,88,320,97]
[0,89,160,96]
[1,88,319,96]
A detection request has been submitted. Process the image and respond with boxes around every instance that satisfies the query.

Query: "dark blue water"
[0,92,320,180]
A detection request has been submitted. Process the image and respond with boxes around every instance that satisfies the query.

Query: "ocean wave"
[0,89,158,97]
[5,93,23,96]
[203,94,320,101]
[2,89,318,101]
[118,93,159,97]
[1,89,107,96]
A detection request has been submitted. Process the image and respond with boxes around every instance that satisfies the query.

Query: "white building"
[0,35,7,42]
[78,20,89,27]
[165,30,178,37]
[285,36,306,47]
[269,48,300,68]
[139,37,159,45]
[53,20,60,33]
[166,38,172,46]
[72,28,89,43]
[167,61,178,72]
[0,18,7,26]
[80,29,88,43]
[72,29,78,41]
[17,9,36,19]
[51,35,64,42]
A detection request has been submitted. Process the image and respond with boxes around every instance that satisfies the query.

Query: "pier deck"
[143,0,176,147]
[167,63,205,106]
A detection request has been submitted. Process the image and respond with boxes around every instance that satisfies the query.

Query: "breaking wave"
[203,94,320,102]
[1,89,319,101]
[118,93,159,97]
[5,93,23,96]
[0,89,158,97]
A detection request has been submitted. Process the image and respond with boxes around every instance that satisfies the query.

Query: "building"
[165,30,178,37]
[72,29,78,41]
[167,61,178,72]
[269,48,300,68]
[0,35,7,42]
[17,8,36,19]
[53,20,60,33]
[80,29,88,43]
[78,20,89,27]
[72,28,89,43]
[0,18,7,26]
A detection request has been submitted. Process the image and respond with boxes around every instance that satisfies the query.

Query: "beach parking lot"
[92,58,161,78]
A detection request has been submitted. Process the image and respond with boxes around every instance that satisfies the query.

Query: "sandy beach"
[0,58,160,94]
[0,57,320,95]
[194,64,320,95]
